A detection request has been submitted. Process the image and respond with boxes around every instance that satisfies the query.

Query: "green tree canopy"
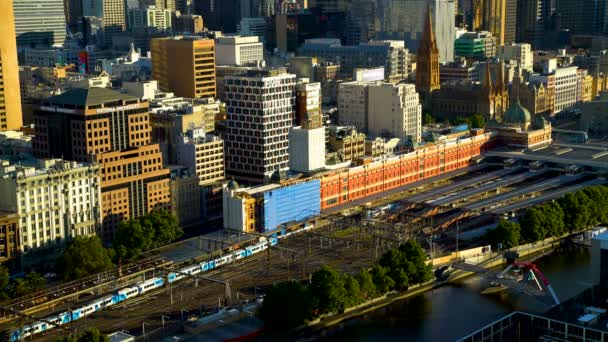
[342,273,362,308]
[56,328,109,342]
[309,266,348,314]
[485,220,521,249]
[56,236,114,281]
[10,278,30,297]
[113,209,183,261]
[355,268,376,299]
[258,281,313,331]
[0,265,9,291]
[371,265,395,294]
[25,272,46,292]
[423,113,436,125]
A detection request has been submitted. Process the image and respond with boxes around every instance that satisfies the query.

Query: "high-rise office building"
[12,0,66,48]
[416,7,440,97]
[374,0,455,63]
[504,0,517,43]
[96,0,127,47]
[64,0,84,30]
[215,36,264,66]
[0,0,23,131]
[151,36,216,99]
[474,0,506,45]
[517,0,556,48]
[224,69,296,184]
[308,0,351,12]
[32,88,171,240]
[128,6,172,31]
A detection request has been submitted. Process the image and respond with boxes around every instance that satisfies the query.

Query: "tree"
[398,240,433,284]
[258,281,313,331]
[10,278,30,297]
[113,210,183,261]
[25,272,46,292]
[520,207,547,242]
[355,268,376,299]
[371,265,394,294]
[423,113,435,125]
[0,265,9,291]
[56,236,114,281]
[558,192,591,232]
[485,220,521,249]
[56,328,109,342]
[469,114,486,128]
[309,266,347,314]
[342,274,362,308]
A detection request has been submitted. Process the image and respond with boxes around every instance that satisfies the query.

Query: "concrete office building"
[175,132,225,186]
[99,0,128,47]
[12,0,66,48]
[476,0,506,45]
[338,81,371,131]
[368,83,422,143]
[289,126,326,173]
[151,36,216,99]
[0,0,24,131]
[339,81,421,143]
[32,88,171,241]
[530,66,579,114]
[169,165,202,226]
[298,39,409,83]
[0,159,101,254]
[224,69,296,183]
[454,31,496,59]
[374,0,455,63]
[238,17,268,42]
[128,6,172,31]
[172,13,204,34]
[295,82,323,127]
[215,36,264,66]
[497,43,533,72]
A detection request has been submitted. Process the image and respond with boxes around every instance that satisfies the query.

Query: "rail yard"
[1,158,606,341]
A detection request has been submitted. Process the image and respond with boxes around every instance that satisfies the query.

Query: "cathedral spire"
[416,5,440,96]
[482,62,493,95]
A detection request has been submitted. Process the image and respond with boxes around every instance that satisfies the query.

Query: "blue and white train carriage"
[10,228,286,341]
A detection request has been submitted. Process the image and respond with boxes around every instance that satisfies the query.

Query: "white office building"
[216,36,264,66]
[289,126,326,173]
[0,159,101,253]
[224,69,296,183]
[497,43,533,72]
[127,6,172,31]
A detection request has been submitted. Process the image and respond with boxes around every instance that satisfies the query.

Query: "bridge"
[452,261,560,307]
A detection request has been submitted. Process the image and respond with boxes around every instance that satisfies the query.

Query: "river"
[323,246,592,341]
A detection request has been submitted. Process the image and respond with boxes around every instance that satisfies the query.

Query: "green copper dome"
[226,178,239,190]
[503,101,531,125]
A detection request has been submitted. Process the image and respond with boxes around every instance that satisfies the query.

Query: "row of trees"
[422,113,487,129]
[56,209,182,281]
[56,328,109,342]
[485,185,608,248]
[259,240,432,332]
[0,266,46,299]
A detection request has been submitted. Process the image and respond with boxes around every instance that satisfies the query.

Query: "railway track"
[27,226,384,341]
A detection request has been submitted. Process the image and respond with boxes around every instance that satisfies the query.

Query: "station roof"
[485,143,608,170]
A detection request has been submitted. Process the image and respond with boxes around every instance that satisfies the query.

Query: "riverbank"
[299,235,565,339]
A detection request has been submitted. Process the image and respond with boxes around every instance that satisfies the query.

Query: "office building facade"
[0,0,24,131]
[0,159,101,253]
[215,36,264,66]
[224,70,296,183]
[12,0,66,48]
[32,88,171,240]
[151,36,216,99]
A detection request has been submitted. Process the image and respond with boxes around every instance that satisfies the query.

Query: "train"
[6,224,317,342]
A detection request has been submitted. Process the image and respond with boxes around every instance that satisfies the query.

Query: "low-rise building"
[488,102,552,150]
[328,126,366,163]
[440,58,480,82]
[497,43,533,72]
[0,212,19,268]
[223,179,321,233]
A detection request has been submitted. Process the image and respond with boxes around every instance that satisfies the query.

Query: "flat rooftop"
[485,143,608,170]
